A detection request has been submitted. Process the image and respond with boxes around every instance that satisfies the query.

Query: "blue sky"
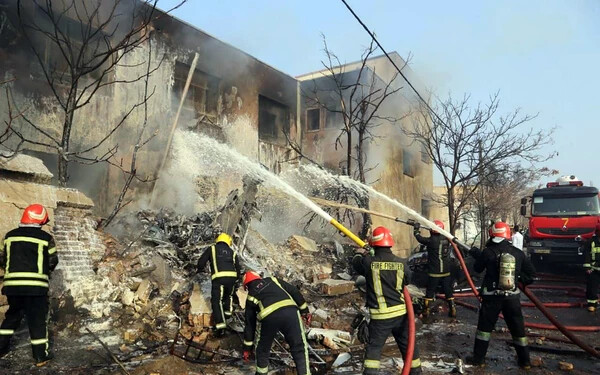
[161,0,600,186]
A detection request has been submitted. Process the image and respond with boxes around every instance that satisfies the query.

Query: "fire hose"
[446,240,600,358]
[437,294,584,308]
[327,219,415,374]
[311,198,598,360]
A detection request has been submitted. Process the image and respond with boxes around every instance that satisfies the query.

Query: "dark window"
[173,62,220,118]
[325,111,342,129]
[403,150,415,177]
[307,108,320,131]
[421,199,431,218]
[259,95,289,144]
[32,7,113,84]
[420,143,430,163]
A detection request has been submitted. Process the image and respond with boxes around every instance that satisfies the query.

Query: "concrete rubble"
[0,171,364,373]
[2,160,598,375]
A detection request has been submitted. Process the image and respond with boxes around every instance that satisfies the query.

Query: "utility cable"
[339,0,447,127]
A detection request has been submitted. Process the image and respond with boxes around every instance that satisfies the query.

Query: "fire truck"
[521,176,600,266]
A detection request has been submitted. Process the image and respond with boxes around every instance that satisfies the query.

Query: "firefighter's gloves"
[243,350,252,362]
[302,313,312,327]
[407,219,420,230]
[354,247,367,256]
[355,245,374,256]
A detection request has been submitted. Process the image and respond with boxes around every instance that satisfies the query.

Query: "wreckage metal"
[169,330,239,364]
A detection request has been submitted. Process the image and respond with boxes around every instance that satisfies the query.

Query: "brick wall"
[52,204,106,304]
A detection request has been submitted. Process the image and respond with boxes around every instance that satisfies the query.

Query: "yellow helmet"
[216,233,233,246]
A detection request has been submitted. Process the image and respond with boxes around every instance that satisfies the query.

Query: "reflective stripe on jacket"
[243,277,308,349]
[414,232,451,276]
[352,247,407,320]
[1,226,58,296]
[584,237,600,271]
[197,242,241,280]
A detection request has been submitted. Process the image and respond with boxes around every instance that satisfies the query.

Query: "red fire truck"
[521,176,600,266]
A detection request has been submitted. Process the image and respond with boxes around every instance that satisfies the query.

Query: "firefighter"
[242,271,311,375]
[197,233,241,336]
[467,221,536,368]
[0,204,58,367]
[583,224,600,312]
[412,220,456,318]
[353,226,422,375]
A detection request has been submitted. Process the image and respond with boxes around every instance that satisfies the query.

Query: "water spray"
[300,167,600,358]
[173,132,415,373]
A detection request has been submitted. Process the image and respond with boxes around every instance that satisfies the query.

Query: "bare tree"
[0,81,26,159]
[405,92,556,235]
[100,37,159,229]
[9,0,185,185]
[296,36,406,236]
[469,166,557,247]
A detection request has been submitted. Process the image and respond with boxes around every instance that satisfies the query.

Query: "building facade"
[0,1,433,255]
[298,54,434,256]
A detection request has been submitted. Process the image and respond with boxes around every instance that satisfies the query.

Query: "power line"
[339,0,445,125]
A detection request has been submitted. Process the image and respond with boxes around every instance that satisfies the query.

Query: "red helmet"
[21,204,49,225]
[369,226,394,247]
[431,220,444,234]
[489,221,511,242]
[243,271,262,286]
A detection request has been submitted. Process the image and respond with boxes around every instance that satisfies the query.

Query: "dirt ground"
[0,278,599,375]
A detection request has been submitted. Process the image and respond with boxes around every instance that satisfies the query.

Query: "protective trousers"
[586,271,600,307]
[425,274,453,299]
[211,277,236,330]
[473,297,530,366]
[363,315,421,375]
[0,295,50,361]
[255,307,310,375]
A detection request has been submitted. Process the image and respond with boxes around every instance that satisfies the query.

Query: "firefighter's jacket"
[352,247,408,320]
[583,235,600,272]
[243,277,308,348]
[474,240,535,297]
[197,242,241,281]
[0,226,58,296]
[414,231,452,276]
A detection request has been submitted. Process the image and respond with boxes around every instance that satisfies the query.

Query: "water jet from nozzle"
[166,131,365,247]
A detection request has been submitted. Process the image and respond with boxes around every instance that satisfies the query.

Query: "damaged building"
[0,3,433,256]
[1,2,600,375]
[297,54,434,255]
[0,1,302,216]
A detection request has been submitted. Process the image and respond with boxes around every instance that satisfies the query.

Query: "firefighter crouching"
[197,233,242,336]
[353,226,422,375]
[583,224,600,312]
[242,271,312,375]
[467,222,536,368]
[413,220,456,318]
[0,204,58,367]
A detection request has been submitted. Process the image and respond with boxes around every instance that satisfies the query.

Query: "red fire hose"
[448,240,600,358]
[521,302,584,308]
[528,284,585,292]
[450,241,480,301]
[451,299,600,333]
[521,286,600,357]
[443,295,583,308]
[401,288,415,375]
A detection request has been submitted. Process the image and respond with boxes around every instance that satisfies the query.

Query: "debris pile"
[137,208,221,274]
